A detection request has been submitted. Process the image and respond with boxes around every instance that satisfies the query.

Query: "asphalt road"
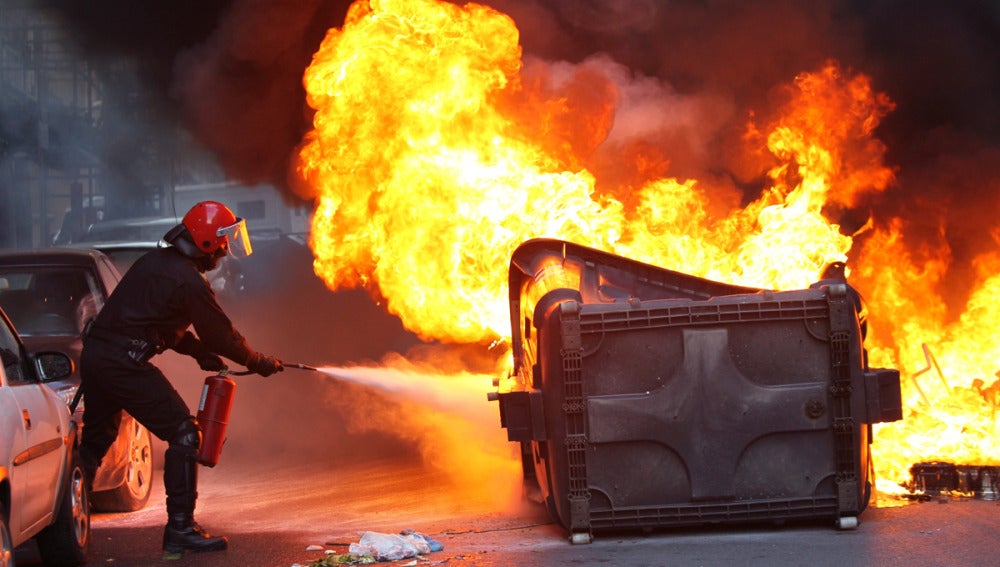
[17,453,1000,567]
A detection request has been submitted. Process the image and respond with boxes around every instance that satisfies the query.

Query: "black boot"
[162,420,227,553]
[163,513,228,553]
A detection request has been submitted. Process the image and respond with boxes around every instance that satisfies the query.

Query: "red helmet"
[182,201,252,258]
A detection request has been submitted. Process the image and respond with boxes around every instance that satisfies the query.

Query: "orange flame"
[857,224,1000,488]
[295,0,999,491]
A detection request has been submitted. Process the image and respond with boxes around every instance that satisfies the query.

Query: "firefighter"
[78,201,284,554]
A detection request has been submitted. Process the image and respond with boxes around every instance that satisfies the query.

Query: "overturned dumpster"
[491,239,903,544]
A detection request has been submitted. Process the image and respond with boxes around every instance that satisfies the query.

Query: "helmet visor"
[216,218,253,258]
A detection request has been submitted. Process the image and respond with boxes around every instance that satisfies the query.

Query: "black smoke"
[39,0,354,189]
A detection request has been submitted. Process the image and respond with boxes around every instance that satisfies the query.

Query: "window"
[0,316,27,384]
[0,267,103,336]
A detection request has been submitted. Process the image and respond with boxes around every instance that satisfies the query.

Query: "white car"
[0,307,89,565]
[0,249,154,513]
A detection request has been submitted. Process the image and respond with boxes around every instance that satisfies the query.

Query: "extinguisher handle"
[219,368,255,377]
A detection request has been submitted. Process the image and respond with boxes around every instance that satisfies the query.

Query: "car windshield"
[0,266,104,336]
[98,247,154,274]
[78,218,176,243]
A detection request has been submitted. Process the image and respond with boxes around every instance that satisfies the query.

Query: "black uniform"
[79,245,257,541]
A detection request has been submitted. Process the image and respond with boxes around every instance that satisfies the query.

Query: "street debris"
[299,529,444,566]
[348,530,442,561]
[303,554,376,566]
[399,529,444,552]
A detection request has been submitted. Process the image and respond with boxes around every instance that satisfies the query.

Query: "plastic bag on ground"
[348,531,431,561]
[399,529,444,552]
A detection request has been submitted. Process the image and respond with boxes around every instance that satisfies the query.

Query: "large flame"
[294,0,999,493]
[857,225,1000,488]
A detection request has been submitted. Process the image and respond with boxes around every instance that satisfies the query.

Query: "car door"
[0,315,65,539]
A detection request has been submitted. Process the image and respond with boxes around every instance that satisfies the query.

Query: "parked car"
[0,249,154,513]
[72,240,162,276]
[75,216,177,245]
[75,214,306,297]
[73,216,246,296]
[70,217,174,276]
[0,305,89,565]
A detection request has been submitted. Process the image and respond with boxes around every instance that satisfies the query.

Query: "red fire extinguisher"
[197,372,237,467]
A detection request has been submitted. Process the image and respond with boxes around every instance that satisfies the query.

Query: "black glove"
[247,352,284,377]
[197,353,225,372]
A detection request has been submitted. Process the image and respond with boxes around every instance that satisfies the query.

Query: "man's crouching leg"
[162,418,228,553]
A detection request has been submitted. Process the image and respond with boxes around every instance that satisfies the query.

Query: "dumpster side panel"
[531,289,866,535]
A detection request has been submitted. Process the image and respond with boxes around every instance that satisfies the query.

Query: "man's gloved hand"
[196,353,226,372]
[247,352,284,377]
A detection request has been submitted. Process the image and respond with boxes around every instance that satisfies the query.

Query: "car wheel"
[90,417,154,512]
[35,448,90,566]
[1,501,13,567]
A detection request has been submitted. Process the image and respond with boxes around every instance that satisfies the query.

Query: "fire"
[295,0,599,344]
[616,63,892,289]
[857,226,1000,488]
[294,0,999,493]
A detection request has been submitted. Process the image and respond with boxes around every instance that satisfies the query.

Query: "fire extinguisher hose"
[224,361,319,376]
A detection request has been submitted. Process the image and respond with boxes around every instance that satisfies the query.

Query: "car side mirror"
[34,351,75,381]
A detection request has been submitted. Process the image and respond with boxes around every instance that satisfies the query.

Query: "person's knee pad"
[167,418,202,459]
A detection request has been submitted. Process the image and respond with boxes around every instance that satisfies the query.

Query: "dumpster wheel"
[836,516,859,530]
